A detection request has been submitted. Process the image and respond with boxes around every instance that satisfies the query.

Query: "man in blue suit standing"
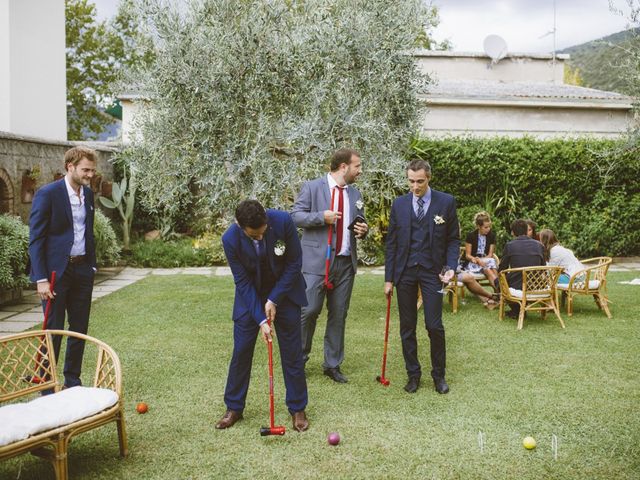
[29,146,98,389]
[215,200,309,432]
[384,159,460,395]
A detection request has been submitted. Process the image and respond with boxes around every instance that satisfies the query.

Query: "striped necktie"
[417,197,425,221]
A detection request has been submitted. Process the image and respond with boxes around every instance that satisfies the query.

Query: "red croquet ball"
[136,402,149,414]
[328,432,340,446]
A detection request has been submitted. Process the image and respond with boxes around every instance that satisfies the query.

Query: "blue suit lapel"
[264,225,275,274]
[57,179,73,226]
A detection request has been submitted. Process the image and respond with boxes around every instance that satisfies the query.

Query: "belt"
[69,255,86,264]
[336,254,351,258]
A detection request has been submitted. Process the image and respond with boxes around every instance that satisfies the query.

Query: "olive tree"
[123,0,437,232]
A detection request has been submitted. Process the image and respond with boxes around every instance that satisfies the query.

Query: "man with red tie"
[291,149,368,383]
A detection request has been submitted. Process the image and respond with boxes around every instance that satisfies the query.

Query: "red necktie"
[335,186,344,254]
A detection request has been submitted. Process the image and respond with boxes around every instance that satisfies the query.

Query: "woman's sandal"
[483,299,498,310]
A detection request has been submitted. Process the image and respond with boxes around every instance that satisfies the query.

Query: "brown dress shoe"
[215,409,243,429]
[291,411,309,432]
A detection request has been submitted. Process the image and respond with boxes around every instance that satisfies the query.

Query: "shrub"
[193,232,227,265]
[94,209,121,267]
[130,238,209,268]
[0,215,30,290]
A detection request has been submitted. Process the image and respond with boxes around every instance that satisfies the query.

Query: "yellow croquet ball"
[523,436,536,450]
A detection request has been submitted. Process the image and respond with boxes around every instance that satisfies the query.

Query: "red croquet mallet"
[323,187,337,290]
[26,271,56,384]
[376,292,392,386]
[260,319,286,436]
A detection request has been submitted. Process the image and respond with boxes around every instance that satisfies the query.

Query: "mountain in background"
[560,28,639,94]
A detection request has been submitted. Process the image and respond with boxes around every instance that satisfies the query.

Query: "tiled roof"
[424,80,633,105]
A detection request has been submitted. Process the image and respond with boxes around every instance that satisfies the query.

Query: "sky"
[431,0,634,53]
[93,0,634,54]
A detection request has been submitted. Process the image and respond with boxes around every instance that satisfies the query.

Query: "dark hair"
[511,219,528,237]
[330,148,359,172]
[235,200,267,229]
[406,159,432,175]
[539,228,559,262]
[64,146,97,170]
[525,219,538,239]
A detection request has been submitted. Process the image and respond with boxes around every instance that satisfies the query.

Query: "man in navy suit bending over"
[215,200,309,432]
[384,159,460,395]
[29,146,98,389]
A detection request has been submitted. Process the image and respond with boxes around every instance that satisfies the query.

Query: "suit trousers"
[300,256,355,369]
[44,261,94,387]
[224,298,308,414]
[396,265,446,381]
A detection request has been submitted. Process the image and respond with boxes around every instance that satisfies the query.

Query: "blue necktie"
[417,197,425,221]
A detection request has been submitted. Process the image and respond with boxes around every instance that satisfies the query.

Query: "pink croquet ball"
[328,432,340,446]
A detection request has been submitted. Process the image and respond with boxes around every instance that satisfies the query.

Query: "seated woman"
[525,219,540,241]
[539,229,585,283]
[459,211,499,309]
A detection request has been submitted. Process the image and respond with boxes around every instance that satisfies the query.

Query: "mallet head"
[260,426,286,436]
[376,375,390,386]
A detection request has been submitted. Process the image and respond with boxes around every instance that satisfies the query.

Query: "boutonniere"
[274,240,286,256]
[355,199,364,210]
[434,215,445,225]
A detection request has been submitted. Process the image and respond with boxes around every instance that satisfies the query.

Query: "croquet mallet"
[260,319,286,436]
[376,292,392,386]
[25,271,57,384]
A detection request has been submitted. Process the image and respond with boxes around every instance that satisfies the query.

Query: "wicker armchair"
[556,256,612,318]
[417,274,459,313]
[498,266,565,330]
[0,330,127,480]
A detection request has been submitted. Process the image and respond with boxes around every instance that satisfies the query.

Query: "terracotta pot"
[91,174,102,193]
[101,181,113,197]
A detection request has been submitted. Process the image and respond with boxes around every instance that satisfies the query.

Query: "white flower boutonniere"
[274,240,286,256]
[434,215,445,225]
[355,199,364,210]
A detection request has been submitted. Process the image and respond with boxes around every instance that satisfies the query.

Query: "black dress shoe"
[324,367,348,383]
[404,376,420,393]
[434,378,450,394]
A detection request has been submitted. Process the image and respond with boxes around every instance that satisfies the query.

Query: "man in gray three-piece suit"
[291,149,368,383]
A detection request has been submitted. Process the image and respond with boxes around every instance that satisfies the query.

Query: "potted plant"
[91,171,103,193]
[21,166,41,203]
[101,180,113,197]
[53,171,65,181]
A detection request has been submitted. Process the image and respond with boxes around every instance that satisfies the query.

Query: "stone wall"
[0,131,119,222]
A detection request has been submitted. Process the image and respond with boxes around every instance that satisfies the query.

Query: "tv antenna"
[539,0,557,66]
[483,34,508,67]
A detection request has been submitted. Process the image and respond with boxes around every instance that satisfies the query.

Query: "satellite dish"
[483,34,508,64]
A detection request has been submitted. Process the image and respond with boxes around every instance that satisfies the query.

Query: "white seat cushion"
[508,288,550,299]
[557,280,600,290]
[0,386,118,447]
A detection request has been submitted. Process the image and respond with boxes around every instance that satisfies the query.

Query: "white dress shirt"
[327,174,351,256]
[65,176,87,256]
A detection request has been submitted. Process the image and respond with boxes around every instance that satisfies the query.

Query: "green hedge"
[360,136,640,261]
[0,215,30,290]
[129,238,210,268]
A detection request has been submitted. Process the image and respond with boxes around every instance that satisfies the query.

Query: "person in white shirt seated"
[539,229,585,284]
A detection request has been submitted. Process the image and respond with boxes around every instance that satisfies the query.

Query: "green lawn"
[2,272,639,479]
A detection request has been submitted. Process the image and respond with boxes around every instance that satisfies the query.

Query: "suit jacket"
[498,235,545,289]
[222,210,307,325]
[291,176,365,275]
[29,178,96,282]
[385,190,460,284]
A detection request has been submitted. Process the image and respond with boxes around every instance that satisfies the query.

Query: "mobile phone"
[347,214,367,231]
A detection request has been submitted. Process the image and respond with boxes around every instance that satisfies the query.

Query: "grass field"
[1,271,639,479]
